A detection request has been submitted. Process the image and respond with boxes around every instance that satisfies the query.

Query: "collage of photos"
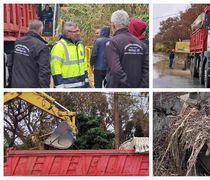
[2,1,210,178]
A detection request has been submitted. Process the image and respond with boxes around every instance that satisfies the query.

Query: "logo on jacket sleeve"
[14,44,30,57]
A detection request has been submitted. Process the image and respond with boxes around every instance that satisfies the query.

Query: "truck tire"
[204,62,210,88]
[191,57,198,78]
[199,62,205,85]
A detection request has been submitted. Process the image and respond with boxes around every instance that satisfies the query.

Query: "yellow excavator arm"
[4,92,77,149]
[4,92,77,134]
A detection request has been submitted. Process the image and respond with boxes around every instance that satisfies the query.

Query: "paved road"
[153,53,204,88]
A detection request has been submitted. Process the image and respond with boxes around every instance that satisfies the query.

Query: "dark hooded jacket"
[40,8,53,22]
[90,26,110,70]
[105,28,149,88]
[11,31,50,88]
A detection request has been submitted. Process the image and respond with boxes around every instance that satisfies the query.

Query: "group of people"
[6,9,149,88]
[91,11,149,88]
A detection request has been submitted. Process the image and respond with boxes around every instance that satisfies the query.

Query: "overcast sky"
[153,4,190,37]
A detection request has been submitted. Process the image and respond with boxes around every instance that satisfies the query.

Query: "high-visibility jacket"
[51,38,89,88]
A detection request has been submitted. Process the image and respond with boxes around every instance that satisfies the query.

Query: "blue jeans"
[169,58,174,68]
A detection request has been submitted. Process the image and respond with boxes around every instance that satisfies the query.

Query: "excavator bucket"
[44,122,75,149]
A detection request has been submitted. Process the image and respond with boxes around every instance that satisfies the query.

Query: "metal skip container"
[4,148,149,176]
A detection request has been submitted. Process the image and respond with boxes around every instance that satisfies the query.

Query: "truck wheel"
[204,63,210,88]
[199,63,204,85]
[191,57,198,78]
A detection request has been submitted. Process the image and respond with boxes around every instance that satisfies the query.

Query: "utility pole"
[113,92,120,149]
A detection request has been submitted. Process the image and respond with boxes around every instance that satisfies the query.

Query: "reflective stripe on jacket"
[50,38,88,88]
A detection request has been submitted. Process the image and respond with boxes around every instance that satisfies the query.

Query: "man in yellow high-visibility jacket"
[51,21,89,88]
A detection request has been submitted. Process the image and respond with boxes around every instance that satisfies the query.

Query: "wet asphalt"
[153,53,204,88]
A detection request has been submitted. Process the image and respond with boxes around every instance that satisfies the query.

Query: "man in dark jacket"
[40,4,53,23]
[39,5,53,36]
[169,49,175,69]
[90,26,110,88]
[105,10,149,88]
[11,20,50,88]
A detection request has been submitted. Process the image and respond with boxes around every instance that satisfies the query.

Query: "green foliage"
[133,109,149,137]
[124,121,134,139]
[154,42,165,52]
[72,113,114,149]
[134,124,144,137]
[111,92,149,142]
[124,109,148,140]
[4,92,148,150]
[60,4,149,45]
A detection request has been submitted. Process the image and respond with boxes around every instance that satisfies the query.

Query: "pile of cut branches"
[154,100,210,176]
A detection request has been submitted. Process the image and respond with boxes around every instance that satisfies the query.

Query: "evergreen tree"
[72,113,114,149]
[134,123,144,137]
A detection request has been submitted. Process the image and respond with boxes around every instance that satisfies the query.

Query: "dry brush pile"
[154,98,210,176]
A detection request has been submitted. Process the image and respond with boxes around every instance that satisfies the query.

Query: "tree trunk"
[114,93,120,149]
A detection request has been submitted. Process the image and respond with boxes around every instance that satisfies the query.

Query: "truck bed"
[190,28,208,53]
[4,4,37,41]
[4,149,149,176]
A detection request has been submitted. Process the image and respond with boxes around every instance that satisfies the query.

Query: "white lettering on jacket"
[124,44,143,55]
[14,44,30,57]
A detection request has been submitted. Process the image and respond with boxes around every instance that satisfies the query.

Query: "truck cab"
[36,4,62,41]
